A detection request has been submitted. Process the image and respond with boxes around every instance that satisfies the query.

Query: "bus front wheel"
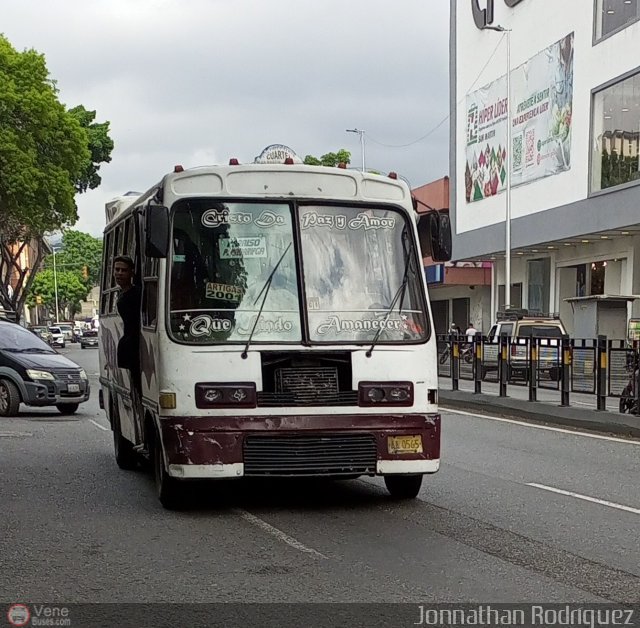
[152,428,185,510]
[384,474,423,499]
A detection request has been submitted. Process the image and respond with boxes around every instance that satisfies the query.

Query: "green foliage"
[27,268,88,318]
[45,230,103,287]
[304,149,351,167]
[68,105,114,193]
[600,150,640,190]
[0,35,89,238]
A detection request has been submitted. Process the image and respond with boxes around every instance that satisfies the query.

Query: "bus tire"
[113,408,138,471]
[0,378,21,417]
[384,474,423,499]
[152,427,185,510]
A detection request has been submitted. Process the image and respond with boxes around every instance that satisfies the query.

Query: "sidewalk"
[438,377,640,438]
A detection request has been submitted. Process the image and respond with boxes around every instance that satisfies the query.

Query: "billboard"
[465,32,574,203]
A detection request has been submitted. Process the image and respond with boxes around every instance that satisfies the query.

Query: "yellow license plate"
[388,435,423,454]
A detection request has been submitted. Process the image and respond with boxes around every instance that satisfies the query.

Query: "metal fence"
[437,333,640,413]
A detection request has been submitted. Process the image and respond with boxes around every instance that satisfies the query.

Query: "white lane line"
[527,482,640,515]
[234,509,327,559]
[89,419,109,432]
[442,407,640,445]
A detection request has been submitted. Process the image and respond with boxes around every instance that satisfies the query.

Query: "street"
[1,345,639,604]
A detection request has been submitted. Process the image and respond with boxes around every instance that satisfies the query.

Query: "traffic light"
[82,265,89,280]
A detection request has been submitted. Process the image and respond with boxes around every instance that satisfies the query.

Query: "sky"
[2,0,450,237]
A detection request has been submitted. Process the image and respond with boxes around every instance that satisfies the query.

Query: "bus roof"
[104,164,413,228]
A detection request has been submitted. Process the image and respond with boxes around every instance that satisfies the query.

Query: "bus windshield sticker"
[201,208,252,227]
[201,208,286,228]
[219,236,267,259]
[316,315,409,336]
[255,210,286,228]
[235,314,295,336]
[301,211,395,231]
[205,283,244,302]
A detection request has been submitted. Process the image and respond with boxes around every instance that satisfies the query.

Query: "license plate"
[388,435,423,454]
[67,384,80,393]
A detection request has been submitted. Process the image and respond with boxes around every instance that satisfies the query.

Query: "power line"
[365,33,506,150]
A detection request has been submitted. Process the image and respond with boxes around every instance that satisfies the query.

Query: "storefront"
[450,0,640,337]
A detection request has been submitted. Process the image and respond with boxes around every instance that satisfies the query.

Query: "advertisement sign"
[465,32,574,203]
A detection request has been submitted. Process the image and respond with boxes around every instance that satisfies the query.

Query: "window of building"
[591,261,606,295]
[595,0,640,40]
[591,71,640,192]
[498,283,523,310]
[527,258,550,315]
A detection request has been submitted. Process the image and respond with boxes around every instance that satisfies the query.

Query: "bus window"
[168,200,301,343]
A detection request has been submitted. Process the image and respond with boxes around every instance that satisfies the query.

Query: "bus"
[98,155,451,509]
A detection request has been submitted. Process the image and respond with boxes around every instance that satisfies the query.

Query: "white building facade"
[450,0,640,337]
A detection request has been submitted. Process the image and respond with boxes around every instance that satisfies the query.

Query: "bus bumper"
[160,413,440,479]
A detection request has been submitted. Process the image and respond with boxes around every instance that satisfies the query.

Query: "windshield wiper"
[366,238,414,358]
[241,242,292,359]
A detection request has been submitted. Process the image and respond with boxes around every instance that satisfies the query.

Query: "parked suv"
[0,320,90,416]
[482,310,567,381]
[47,326,66,348]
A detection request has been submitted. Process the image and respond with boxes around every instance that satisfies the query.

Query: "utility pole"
[346,128,366,172]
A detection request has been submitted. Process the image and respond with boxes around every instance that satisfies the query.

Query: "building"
[414,176,493,333]
[450,0,640,337]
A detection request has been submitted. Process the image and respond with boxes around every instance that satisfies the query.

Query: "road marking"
[234,509,327,559]
[443,407,640,445]
[0,432,33,438]
[527,482,640,515]
[89,419,109,432]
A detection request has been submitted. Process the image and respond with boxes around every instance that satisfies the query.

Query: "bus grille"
[257,366,357,407]
[243,434,377,476]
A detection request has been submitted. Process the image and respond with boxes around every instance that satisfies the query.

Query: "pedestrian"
[113,255,142,398]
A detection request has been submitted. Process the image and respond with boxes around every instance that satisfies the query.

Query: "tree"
[304,149,351,167]
[46,230,104,288]
[27,269,88,320]
[68,105,114,193]
[0,35,113,321]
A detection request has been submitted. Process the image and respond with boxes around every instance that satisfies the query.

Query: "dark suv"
[0,320,90,416]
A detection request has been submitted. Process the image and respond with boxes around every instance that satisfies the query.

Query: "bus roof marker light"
[174,165,184,173]
[388,172,398,179]
[337,162,347,169]
[284,158,294,165]
[229,158,240,166]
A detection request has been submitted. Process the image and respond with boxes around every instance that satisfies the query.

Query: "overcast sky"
[2,0,449,237]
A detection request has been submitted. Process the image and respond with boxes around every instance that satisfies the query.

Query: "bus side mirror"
[145,205,169,258]
[418,211,452,262]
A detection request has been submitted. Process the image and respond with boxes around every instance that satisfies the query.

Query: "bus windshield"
[169,200,301,343]
[299,205,427,343]
[168,200,427,345]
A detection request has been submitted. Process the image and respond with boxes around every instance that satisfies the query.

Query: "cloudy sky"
[2,0,449,237]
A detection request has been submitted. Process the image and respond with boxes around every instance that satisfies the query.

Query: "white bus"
[98,157,451,508]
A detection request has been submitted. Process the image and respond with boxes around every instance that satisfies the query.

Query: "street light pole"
[346,128,366,172]
[52,246,60,323]
[484,25,512,310]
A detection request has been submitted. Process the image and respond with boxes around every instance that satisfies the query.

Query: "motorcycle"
[619,352,639,414]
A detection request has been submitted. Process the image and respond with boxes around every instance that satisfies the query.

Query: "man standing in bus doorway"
[113,256,143,416]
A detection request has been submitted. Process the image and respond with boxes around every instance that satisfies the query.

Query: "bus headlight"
[195,383,257,409]
[358,382,413,407]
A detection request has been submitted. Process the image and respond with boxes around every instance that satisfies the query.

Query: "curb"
[439,393,640,439]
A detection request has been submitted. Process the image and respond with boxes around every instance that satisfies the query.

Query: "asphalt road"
[1,345,639,605]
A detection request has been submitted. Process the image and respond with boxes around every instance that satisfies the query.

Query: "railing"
[437,333,640,414]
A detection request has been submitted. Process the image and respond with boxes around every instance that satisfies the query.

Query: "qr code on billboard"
[525,129,536,165]
[512,134,523,171]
